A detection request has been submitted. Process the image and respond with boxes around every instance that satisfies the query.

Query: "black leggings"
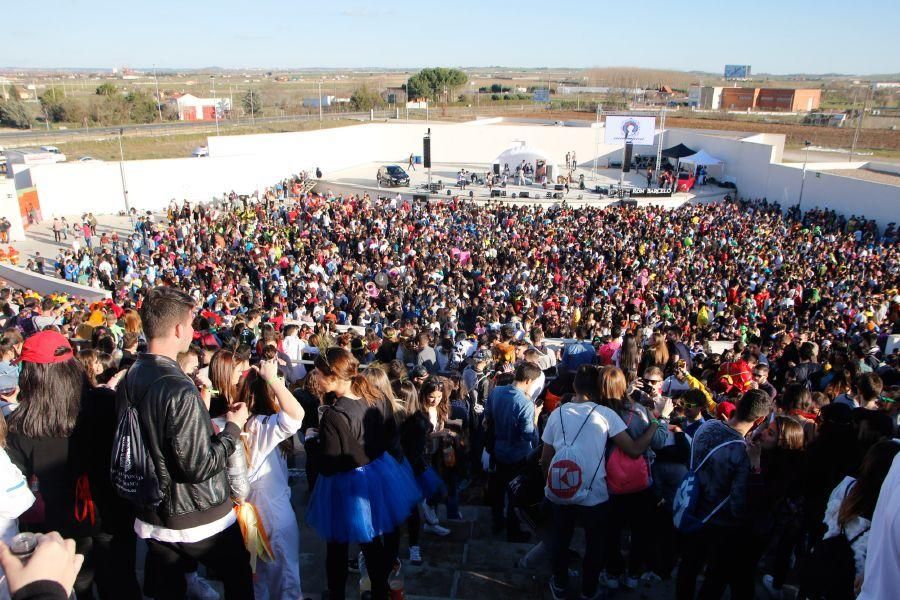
[407,506,421,548]
[326,533,397,600]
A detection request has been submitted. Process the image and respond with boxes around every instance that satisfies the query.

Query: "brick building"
[719,87,821,112]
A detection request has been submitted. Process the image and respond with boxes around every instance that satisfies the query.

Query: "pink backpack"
[606,410,652,495]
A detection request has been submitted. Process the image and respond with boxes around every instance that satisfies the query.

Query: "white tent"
[493,143,563,183]
[681,149,725,181]
[681,149,724,166]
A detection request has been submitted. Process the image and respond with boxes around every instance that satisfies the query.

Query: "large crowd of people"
[0,181,898,600]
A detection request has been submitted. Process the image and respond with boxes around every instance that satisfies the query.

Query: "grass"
[51,119,358,161]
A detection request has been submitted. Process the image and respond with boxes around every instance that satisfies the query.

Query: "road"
[0,110,391,146]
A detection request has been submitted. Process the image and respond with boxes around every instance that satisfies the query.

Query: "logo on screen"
[621,119,640,140]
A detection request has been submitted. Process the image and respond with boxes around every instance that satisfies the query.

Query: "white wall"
[662,130,781,199]
[0,179,26,242]
[20,120,900,226]
[764,164,900,225]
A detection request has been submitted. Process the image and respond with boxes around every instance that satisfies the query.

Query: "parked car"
[376,165,409,187]
[38,146,67,162]
[192,146,209,158]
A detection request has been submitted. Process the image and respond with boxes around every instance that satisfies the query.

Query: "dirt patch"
[514,110,900,152]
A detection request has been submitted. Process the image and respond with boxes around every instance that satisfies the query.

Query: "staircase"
[293,481,681,600]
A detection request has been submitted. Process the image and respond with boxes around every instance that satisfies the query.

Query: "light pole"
[318,80,323,124]
[798,140,811,210]
[153,64,163,122]
[211,75,219,135]
[117,128,133,225]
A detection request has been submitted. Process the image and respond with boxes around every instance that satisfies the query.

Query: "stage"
[317,161,727,208]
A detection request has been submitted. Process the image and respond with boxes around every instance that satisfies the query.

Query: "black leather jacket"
[118,353,240,530]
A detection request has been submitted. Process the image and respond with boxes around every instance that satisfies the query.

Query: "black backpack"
[797,485,867,600]
[110,374,174,509]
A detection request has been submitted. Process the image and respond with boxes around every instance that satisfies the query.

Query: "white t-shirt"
[541,402,627,506]
[859,452,900,600]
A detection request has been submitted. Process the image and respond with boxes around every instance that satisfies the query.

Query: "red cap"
[20,331,74,364]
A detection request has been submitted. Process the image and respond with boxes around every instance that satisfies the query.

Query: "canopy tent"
[681,148,726,181]
[493,143,563,183]
[661,143,697,159]
[681,149,724,166]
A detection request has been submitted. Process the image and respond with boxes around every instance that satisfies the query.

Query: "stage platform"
[317,162,728,208]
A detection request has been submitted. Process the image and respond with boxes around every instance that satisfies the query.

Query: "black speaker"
[413,194,427,202]
[490,190,501,198]
[501,191,507,197]
[621,199,638,207]
[493,163,500,176]
[553,192,563,199]
[469,191,474,198]
[423,136,431,168]
[511,193,517,199]
[520,191,529,198]
[554,184,564,191]
[546,192,552,198]
[622,143,633,173]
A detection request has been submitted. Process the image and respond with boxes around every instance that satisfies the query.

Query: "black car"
[377,165,410,187]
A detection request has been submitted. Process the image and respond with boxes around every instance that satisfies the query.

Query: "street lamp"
[210,75,219,135]
[798,140,812,210]
[117,128,133,225]
[153,64,163,122]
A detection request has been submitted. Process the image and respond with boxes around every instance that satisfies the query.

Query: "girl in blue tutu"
[306,348,420,600]
[399,380,449,565]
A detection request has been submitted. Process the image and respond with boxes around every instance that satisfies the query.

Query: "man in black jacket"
[122,286,252,599]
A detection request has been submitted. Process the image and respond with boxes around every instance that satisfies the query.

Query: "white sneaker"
[423,523,451,536]
[420,502,439,526]
[600,572,619,590]
[409,545,423,566]
[762,574,782,598]
[185,572,220,600]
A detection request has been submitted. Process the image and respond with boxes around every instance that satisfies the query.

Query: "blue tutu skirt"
[415,466,447,501]
[307,453,422,544]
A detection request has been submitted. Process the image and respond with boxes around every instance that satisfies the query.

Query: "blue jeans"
[550,500,610,597]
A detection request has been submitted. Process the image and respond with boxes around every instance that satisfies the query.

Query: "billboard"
[724,65,751,79]
[604,115,656,146]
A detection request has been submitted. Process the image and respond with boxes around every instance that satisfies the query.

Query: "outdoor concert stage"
[319,162,726,208]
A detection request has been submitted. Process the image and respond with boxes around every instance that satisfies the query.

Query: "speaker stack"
[493,163,500,176]
[423,135,431,169]
[622,143,633,173]
[520,191,529,199]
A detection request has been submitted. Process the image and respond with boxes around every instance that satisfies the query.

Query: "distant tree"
[406,68,468,102]
[95,82,118,97]
[349,86,385,111]
[490,84,503,94]
[125,90,159,123]
[6,84,22,101]
[0,101,32,129]
[490,94,500,101]
[242,89,263,116]
[39,87,66,122]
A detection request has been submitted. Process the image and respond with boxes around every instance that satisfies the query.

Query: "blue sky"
[5,0,899,74]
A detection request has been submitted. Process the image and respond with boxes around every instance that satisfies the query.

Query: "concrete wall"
[0,264,110,300]
[0,179,26,242]
[763,164,900,225]
[18,120,899,226]
[662,130,780,198]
